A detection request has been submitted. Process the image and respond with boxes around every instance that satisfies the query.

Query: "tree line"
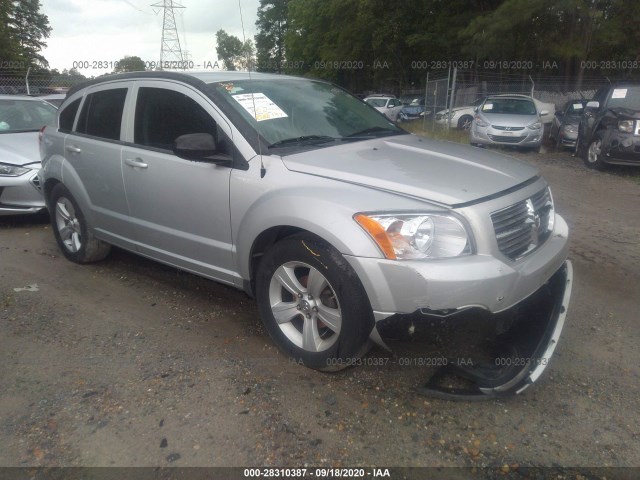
[215,0,639,92]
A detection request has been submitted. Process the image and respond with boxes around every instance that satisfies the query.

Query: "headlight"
[354,213,471,260]
[0,163,30,177]
[618,120,634,133]
[527,121,542,130]
[474,115,488,127]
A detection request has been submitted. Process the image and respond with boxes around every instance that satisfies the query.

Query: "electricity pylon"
[151,0,185,70]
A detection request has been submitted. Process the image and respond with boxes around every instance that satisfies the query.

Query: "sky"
[41,0,260,76]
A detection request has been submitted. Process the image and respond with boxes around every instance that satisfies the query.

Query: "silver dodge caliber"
[40,72,572,397]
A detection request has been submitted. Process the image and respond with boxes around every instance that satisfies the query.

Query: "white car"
[436,95,555,129]
[0,95,57,215]
[364,95,403,120]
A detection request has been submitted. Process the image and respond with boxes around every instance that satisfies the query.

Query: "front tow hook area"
[418,261,573,399]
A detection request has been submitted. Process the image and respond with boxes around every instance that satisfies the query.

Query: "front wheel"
[255,234,374,371]
[457,115,473,131]
[49,183,111,263]
[583,133,607,170]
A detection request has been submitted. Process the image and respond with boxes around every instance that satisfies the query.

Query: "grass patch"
[402,121,470,144]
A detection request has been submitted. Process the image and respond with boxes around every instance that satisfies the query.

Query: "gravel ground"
[0,145,638,477]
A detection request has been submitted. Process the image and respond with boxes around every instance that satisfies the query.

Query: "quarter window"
[76,88,127,141]
[134,87,225,152]
[59,98,81,132]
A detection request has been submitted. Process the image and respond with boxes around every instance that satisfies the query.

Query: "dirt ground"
[1,146,639,476]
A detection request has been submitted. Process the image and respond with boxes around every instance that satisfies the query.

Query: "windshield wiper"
[268,135,339,149]
[346,126,402,138]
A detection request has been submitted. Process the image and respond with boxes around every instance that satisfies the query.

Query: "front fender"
[230,158,435,281]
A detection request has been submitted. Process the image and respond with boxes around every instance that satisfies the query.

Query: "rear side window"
[59,98,81,132]
[76,88,127,141]
[134,87,222,151]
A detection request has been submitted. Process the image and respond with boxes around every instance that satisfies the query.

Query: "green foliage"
[215,29,255,71]
[5,0,51,69]
[280,0,636,93]
[255,0,289,72]
[113,55,146,73]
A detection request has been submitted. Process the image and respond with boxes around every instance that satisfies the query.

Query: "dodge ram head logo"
[526,199,541,245]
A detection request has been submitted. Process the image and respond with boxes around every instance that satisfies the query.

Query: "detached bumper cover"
[417,261,572,398]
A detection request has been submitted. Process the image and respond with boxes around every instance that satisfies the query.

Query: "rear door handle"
[125,157,148,169]
[65,145,81,154]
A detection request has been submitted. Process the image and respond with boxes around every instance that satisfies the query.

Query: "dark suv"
[576,82,640,170]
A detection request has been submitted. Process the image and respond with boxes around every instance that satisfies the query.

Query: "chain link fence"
[401,69,613,131]
[0,72,86,95]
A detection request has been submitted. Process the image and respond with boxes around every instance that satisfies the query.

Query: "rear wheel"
[256,234,374,371]
[49,183,111,263]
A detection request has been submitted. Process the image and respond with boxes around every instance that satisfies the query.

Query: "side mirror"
[586,101,599,109]
[173,133,232,165]
[540,110,549,116]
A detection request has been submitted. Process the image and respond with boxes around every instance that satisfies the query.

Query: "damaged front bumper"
[417,261,572,398]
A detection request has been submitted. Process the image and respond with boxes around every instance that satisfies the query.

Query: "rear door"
[64,82,134,247]
[120,80,236,284]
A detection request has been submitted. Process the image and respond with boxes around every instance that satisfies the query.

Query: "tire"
[49,183,111,263]
[583,132,607,170]
[457,115,473,131]
[255,234,374,371]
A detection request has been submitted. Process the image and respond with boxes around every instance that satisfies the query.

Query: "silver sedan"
[470,95,548,150]
[0,95,56,215]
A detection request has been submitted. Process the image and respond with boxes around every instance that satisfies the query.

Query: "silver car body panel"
[40,71,570,338]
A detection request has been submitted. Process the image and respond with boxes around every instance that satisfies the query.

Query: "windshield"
[365,98,388,108]
[607,86,640,110]
[481,98,537,115]
[0,99,57,133]
[566,101,586,115]
[210,79,404,149]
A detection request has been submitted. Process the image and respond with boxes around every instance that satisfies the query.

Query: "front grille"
[491,188,554,260]
[492,125,525,131]
[488,134,524,144]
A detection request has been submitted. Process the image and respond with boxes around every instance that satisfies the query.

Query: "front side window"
[0,99,57,133]
[76,88,127,141]
[134,87,224,152]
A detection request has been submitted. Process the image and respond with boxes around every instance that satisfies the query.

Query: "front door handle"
[65,145,82,154]
[125,157,148,169]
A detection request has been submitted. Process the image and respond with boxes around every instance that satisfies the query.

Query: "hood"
[480,113,538,127]
[281,135,538,207]
[608,107,640,120]
[0,131,41,166]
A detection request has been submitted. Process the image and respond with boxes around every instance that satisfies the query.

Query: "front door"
[121,81,237,285]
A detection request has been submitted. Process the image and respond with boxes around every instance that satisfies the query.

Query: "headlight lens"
[474,115,488,127]
[527,121,542,130]
[618,120,634,133]
[354,213,471,260]
[0,163,30,177]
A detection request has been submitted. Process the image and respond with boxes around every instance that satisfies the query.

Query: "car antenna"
[238,0,266,178]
